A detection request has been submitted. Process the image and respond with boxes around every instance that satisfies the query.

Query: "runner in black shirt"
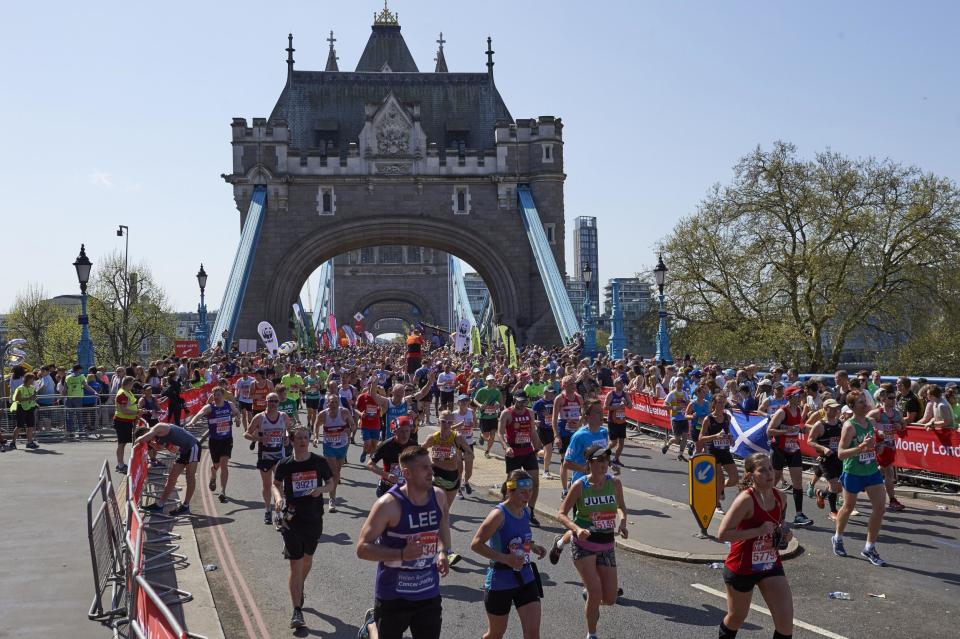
[272,426,334,630]
[366,416,418,497]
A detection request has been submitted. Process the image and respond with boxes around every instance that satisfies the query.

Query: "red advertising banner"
[174,340,200,358]
[600,388,960,478]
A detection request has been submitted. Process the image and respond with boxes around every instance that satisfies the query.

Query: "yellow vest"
[115,388,139,422]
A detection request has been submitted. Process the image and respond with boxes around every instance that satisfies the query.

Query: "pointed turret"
[286,33,295,85]
[434,32,448,73]
[486,36,495,81]
[325,30,340,71]
[356,1,419,72]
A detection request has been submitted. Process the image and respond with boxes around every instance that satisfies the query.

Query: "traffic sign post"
[688,453,718,538]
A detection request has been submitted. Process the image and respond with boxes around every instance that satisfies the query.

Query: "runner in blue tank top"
[356,446,451,639]
[470,470,547,639]
[187,387,238,503]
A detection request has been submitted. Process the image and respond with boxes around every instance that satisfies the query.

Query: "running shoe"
[25,442,39,449]
[549,534,564,565]
[218,493,227,503]
[793,513,813,527]
[815,490,825,510]
[542,470,552,479]
[358,607,375,639]
[142,503,165,513]
[851,509,861,517]
[715,506,725,515]
[661,443,669,455]
[209,479,216,491]
[458,488,465,500]
[561,489,569,500]
[484,450,491,459]
[530,515,541,528]
[290,608,305,629]
[832,536,847,557]
[116,464,127,474]
[861,547,887,567]
[264,511,272,525]
[686,441,695,456]
[806,482,816,498]
[610,458,623,468]
[464,482,473,495]
[887,499,905,512]
[5,441,16,450]
[170,504,191,516]
[446,552,462,567]
[360,451,367,464]
[329,499,338,513]
[677,453,687,462]
[827,512,838,522]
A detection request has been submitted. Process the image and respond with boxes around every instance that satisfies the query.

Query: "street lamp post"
[582,264,596,359]
[73,244,96,370]
[116,225,129,362]
[196,264,209,353]
[608,279,626,359]
[653,253,672,364]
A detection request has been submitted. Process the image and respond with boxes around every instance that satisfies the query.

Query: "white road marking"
[691,583,849,639]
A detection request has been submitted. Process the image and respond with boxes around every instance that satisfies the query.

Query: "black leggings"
[375,596,442,639]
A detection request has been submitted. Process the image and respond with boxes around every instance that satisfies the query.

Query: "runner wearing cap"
[367,416,419,497]
[498,394,543,526]
[453,393,476,497]
[716,452,794,639]
[474,375,504,459]
[661,377,690,461]
[833,390,889,566]
[551,376,584,493]
[758,381,786,416]
[556,444,628,639]
[470,469,546,639]
[807,398,844,521]
[314,392,356,513]
[868,385,907,512]
[766,386,814,527]
[422,410,474,566]
[357,377,385,464]
[244,392,289,524]
[603,378,633,467]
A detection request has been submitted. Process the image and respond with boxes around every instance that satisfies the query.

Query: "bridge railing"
[517,186,580,343]
[210,186,267,349]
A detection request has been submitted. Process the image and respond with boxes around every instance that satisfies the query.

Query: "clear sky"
[3,1,957,314]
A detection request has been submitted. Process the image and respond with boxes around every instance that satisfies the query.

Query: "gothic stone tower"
[224,6,567,345]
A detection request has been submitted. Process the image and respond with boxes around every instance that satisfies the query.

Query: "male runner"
[247,369,274,450]
[273,426,334,629]
[436,362,457,413]
[551,376,583,495]
[497,394,542,526]
[767,386,815,527]
[357,377,384,464]
[233,368,255,430]
[187,387,238,503]
[367,416,418,497]
[474,375,504,459]
[807,398,844,521]
[281,363,305,418]
[314,392,356,512]
[532,387,557,479]
[244,392,289,524]
[356,446,451,639]
[136,423,202,516]
[453,394,476,497]
[603,378,633,467]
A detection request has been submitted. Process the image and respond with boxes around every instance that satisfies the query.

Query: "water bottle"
[828,592,852,600]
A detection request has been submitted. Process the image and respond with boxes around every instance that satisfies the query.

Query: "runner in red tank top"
[766,386,813,528]
[498,395,543,526]
[717,452,794,639]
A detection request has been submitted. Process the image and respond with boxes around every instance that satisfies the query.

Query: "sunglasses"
[505,478,534,490]
[267,399,280,404]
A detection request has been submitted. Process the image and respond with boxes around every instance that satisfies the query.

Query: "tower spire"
[434,31,448,73]
[325,30,340,71]
[374,0,399,25]
[485,36,495,81]
[286,33,295,85]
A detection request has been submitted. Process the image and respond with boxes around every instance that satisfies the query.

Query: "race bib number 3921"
[291,471,318,497]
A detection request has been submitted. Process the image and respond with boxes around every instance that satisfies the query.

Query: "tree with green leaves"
[88,251,177,365]
[6,284,58,364]
[660,142,960,371]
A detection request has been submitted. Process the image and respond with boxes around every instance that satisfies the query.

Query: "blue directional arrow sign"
[688,453,718,533]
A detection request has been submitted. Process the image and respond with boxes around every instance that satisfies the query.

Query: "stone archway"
[344,290,440,332]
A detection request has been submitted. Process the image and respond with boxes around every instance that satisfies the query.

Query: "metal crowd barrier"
[1,402,114,440]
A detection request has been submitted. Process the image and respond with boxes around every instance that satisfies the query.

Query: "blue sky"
[3,1,957,313]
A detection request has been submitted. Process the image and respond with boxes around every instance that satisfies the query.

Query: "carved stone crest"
[375,161,412,175]
[376,104,410,156]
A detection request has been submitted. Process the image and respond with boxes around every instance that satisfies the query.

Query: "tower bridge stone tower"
[224,6,567,345]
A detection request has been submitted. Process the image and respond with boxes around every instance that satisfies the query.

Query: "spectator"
[917,385,956,430]
[896,376,921,424]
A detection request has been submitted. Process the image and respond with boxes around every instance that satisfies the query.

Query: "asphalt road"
[190,419,960,639]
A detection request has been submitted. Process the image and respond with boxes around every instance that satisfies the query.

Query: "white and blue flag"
[729,410,772,458]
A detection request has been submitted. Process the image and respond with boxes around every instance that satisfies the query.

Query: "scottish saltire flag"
[729,410,772,458]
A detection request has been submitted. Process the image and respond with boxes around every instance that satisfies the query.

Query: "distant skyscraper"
[573,216,599,314]
[565,276,588,325]
[603,277,654,355]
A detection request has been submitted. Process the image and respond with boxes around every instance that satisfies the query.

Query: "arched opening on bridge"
[296,244,495,345]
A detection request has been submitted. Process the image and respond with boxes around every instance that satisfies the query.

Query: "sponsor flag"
[508,332,518,369]
[328,314,338,350]
[454,318,470,352]
[257,321,279,356]
[470,326,481,355]
[730,410,772,458]
[497,325,509,348]
[343,325,357,346]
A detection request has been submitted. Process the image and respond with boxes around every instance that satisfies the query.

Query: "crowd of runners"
[10,331,958,638]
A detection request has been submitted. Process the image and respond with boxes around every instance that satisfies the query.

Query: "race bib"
[509,538,533,565]
[590,510,617,530]
[267,434,283,448]
[401,531,439,570]
[714,435,730,449]
[612,408,625,422]
[459,425,474,444]
[291,471,318,497]
[483,406,499,417]
[828,437,839,451]
[389,463,405,486]
[784,438,800,453]
[324,429,348,448]
[365,406,378,417]
[859,450,876,463]
[431,445,453,461]
[514,429,531,445]
[751,535,777,572]
[216,421,231,435]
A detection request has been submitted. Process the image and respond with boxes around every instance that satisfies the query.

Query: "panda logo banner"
[257,321,279,356]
